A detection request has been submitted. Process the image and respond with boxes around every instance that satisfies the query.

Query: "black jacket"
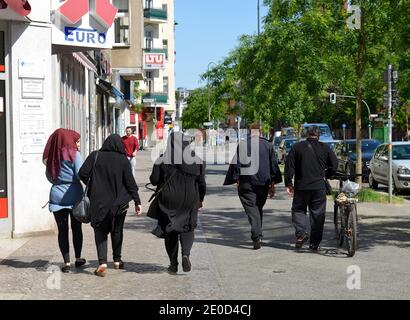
[79,135,141,228]
[284,138,338,190]
[224,135,282,187]
[149,160,206,233]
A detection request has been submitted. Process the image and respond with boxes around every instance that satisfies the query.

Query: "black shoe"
[309,244,319,252]
[182,256,191,272]
[75,258,86,268]
[114,261,125,270]
[253,239,262,250]
[61,265,71,273]
[295,234,309,249]
[167,264,178,275]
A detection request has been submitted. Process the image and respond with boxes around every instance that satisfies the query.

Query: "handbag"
[73,152,99,224]
[307,142,333,195]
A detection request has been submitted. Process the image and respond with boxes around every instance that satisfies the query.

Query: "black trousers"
[53,209,83,263]
[164,231,195,266]
[94,207,128,265]
[291,189,327,246]
[238,182,269,242]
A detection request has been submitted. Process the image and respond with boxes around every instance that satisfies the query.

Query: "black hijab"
[162,132,202,176]
[100,134,126,154]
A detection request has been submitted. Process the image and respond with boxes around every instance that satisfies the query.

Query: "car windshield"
[318,126,331,136]
[347,141,380,154]
[393,145,410,160]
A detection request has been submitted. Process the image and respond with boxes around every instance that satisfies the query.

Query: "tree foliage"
[191,0,409,133]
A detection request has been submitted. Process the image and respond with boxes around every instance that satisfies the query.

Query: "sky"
[175,0,269,90]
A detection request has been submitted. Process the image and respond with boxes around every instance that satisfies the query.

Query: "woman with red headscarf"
[43,128,86,273]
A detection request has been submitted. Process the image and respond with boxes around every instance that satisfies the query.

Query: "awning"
[72,52,97,74]
[0,0,31,16]
[96,78,124,100]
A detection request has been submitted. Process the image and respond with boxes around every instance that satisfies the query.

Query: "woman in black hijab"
[149,132,206,274]
[79,134,142,277]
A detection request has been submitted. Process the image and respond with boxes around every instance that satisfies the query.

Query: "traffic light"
[329,93,337,104]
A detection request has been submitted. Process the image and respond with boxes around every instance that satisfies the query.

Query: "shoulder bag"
[73,151,99,224]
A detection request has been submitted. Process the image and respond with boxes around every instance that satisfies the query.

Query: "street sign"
[143,98,155,103]
[203,122,213,127]
[342,123,347,129]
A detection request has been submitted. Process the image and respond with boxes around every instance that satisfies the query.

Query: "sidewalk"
[0,150,409,299]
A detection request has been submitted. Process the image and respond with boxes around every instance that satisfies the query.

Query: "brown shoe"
[295,234,309,249]
[94,265,107,277]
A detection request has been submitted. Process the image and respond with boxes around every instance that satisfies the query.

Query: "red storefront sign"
[58,0,117,28]
[0,0,31,16]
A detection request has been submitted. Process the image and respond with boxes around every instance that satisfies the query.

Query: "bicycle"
[333,174,361,257]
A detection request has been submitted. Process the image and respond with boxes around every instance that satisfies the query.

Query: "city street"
[1,150,409,300]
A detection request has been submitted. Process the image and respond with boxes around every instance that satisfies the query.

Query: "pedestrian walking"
[79,134,142,277]
[122,127,139,178]
[43,128,86,273]
[148,132,206,275]
[284,125,338,251]
[224,123,282,250]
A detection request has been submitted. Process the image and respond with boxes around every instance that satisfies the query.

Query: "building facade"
[140,0,175,148]
[0,0,122,238]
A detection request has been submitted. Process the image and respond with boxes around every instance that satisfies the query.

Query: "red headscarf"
[43,128,80,182]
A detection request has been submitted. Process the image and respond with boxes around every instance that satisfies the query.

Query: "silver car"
[368,142,410,193]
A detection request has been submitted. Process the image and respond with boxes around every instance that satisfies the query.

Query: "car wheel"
[369,172,378,190]
[393,177,400,195]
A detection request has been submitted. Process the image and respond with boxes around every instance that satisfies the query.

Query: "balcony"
[142,93,168,104]
[144,8,168,22]
[144,48,168,59]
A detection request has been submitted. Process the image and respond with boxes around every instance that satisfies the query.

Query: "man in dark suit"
[224,123,282,250]
[284,126,338,251]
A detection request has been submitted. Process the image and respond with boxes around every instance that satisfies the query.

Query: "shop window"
[114,0,130,46]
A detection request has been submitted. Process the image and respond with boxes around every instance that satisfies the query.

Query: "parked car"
[302,123,334,141]
[368,142,410,193]
[334,139,381,179]
[273,136,284,160]
[281,127,296,138]
[277,138,297,164]
[324,140,341,151]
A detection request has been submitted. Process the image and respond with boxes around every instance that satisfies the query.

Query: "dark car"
[334,139,381,179]
[277,138,297,164]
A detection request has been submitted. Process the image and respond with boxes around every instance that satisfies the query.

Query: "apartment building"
[140,0,175,148]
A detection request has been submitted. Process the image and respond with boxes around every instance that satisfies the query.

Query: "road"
[0,150,409,300]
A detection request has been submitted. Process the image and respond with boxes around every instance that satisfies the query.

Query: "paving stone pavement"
[0,150,409,300]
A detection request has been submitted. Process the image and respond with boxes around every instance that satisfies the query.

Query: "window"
[145,30,153,49]
[163,39,168,59]
[145,0,153,9]
[146,71,154,93]
[114,0,130,45]
[163,76,168,94]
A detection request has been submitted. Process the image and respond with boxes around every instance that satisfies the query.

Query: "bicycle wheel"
[334,202,341,241]
[337,205,345,247]
[345,203,358,257]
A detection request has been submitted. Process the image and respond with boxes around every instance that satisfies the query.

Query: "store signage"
[22,79,44,99]
[18,58,46,79]
[143,53,166,70]
[0,0,31,16]
[58,0,117,28]
[52,0,118,49]
[19,102,47,154]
